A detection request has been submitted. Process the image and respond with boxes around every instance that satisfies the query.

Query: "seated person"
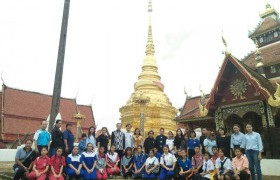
[78,133,87,154]
[178,149,192,180]
[144,149,160,179]
[106,145,120,177]
[65,146,85,179]
[232,147,250,180]
[121,147,134,178]
[13,139,38,180]
[159,145,177,180]
[49,147,66,180]
[133,145,146,179]
[81,143,97,180]
[211,146,219,164]
[214,148,233,180]
[96,146,108,180]
[28,147,50,180]
[195,152,214,180]
[192,145,203,175]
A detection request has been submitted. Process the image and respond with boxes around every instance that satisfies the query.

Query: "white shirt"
[215,157,232,171]
[202,159,214,179]
[160,153,177,166]
[124,131,133,148]
[106,152,119,163]
[146,156,159,166]
[166,139,175,153]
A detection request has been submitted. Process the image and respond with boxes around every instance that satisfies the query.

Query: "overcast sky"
[0,0,279,131]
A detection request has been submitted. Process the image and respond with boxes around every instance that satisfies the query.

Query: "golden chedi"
[119,0,177,137]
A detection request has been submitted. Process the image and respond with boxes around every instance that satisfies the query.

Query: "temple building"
[177,3,280,158]
[119,0,177,136]
[0,83,95,148]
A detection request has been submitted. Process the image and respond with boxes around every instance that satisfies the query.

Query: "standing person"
[178,149,192,180]
[86,126,96,150]
[166,131,175,154]
[63,123,74,155]
[133,145,146,179]
[78,133,87,154]
[97,127,110,153]
[200,128,208,154]
[187,130,200,160]
[144,149,160,179]
[50,120,64,157]
[111,123,125,160]
[49,147,66,180]
[214,148,233,180]
[174,129,184,153]
[216,128,231,158]
[230,124,246,156]
[81,143,97,180]
[192,146,204,175]
[106,145,120,177]
[204,132,217,156]
[181,133,189,150]
[121,147,134,178]
[143,130,156,155]
[156,128,167,154]
[13,139,38,180]
[133,128,143,149]
[232,147,250,180]
[195,152,214,180]
[124,124,134,148]
[65,146,84,179]
[244,123,263,180]
[96,146,108,180]
[33,121,51,154]
[28,147,50,180]
[159,145,177,180]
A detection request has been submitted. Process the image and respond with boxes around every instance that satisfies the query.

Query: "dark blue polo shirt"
[63,130,74,152]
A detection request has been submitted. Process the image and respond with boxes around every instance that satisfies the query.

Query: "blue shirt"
[134,153,147,169]
[63,130,74,152]
[155,152,161,161]
[245,132,263,152]
[187,138,200,150]
[203,138,217,155]
[230,132,246,149]
[78,140,87,154]
[178,157,192,171]
[81,152,97,169]
[33,129,50,146]
[86,135,96,148]
[66,154,82,169]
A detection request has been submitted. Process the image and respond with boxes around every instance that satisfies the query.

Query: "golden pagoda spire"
[260,0,278,18]
[145,0,155,56]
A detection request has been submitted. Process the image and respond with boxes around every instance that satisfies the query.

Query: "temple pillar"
[266,104,279,158]
[259,101,271,158]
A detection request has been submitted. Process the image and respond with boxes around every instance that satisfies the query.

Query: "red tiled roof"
[243,41,280,69]
[0,86,95,143]
[250,17,280,37]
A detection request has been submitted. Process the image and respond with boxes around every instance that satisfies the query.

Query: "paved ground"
[0,161,279,180]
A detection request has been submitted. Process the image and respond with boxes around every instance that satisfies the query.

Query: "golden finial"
[260,0,277,18]
[222,31,230,55]
[145,0,155,56]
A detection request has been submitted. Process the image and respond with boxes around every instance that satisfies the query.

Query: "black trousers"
[13,164,27,180]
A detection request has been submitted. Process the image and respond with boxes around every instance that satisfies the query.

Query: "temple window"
[259,37,263,43]
[267,33,273,42]
[274,31,278,38]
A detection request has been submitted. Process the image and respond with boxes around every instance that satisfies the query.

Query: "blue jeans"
[159,165,174,180]
[246,150,262,180]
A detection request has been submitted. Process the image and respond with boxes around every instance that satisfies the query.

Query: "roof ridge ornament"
[268,83,280,107]
[222,31,231,55]
[260,0,278,18]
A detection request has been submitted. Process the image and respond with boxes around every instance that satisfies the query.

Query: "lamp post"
[72,111,85,143]
[134,95,150,139]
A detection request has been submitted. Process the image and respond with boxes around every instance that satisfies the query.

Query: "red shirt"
[51,155,66,174]
[33,156,51,171]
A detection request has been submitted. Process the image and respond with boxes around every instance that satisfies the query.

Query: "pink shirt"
[192,153,203,168]
[232,155,250,174]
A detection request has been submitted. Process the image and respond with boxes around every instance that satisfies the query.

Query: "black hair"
[218,128,226,135]
[211,146,217,150]
[149,149,155,155]
[218,147,225,154]
[137,145,143,149]
[189,130,196,137]
[81,133,87,138]
[204,152,211,157]
[88,126,96,138]
[55,120,62,124]
[148,130,154,135]
[40,147,48,152]
[66,123,72,128]
[194,145,200,148]
[126,124,131,127]
[26,139,33,143]
[233,124,241,129]
[234,147,242,153]
[134,128,141,135]
[124,147,133,157]
[176,129,184,137]
[162,145,169,150]
[160,128,164,131]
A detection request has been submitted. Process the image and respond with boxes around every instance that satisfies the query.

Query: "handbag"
[148,159,159,173]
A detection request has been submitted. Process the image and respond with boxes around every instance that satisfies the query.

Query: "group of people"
[13,120,263,180]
